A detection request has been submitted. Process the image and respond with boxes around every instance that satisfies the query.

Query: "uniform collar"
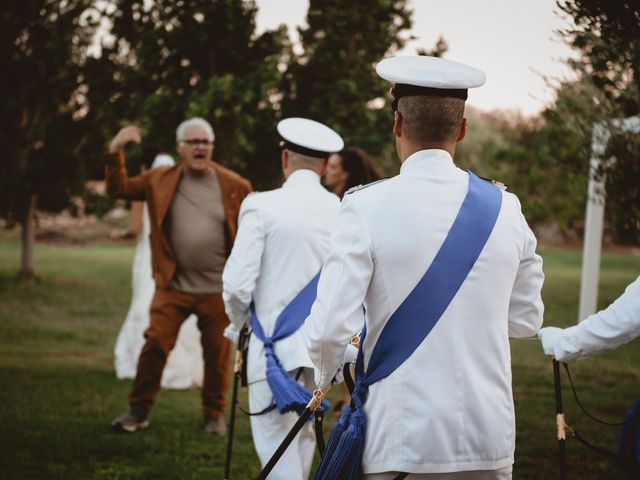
[400,149,455,175]
[283,169,321,188]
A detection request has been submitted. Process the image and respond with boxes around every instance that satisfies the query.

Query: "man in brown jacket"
[107,118,252,435]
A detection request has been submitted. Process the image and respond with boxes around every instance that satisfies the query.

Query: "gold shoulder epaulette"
[345,177,390,195]
[479,176,508,191]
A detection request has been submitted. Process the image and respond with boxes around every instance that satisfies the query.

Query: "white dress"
[114,155,204,389]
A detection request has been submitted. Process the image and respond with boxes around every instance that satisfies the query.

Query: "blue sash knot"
[251,270,330,415]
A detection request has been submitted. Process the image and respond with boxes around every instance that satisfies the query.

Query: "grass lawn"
[0,240,638,479]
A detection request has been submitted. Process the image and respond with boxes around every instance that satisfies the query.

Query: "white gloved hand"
[333,343,360,384]
[538,326,564,357]
[343,343,359,365]
[224,323,241,344]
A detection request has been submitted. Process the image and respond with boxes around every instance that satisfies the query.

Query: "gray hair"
[176,117,215,143]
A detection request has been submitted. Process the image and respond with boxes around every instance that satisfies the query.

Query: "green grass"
[511,247,640,480]
[0,240,639,479]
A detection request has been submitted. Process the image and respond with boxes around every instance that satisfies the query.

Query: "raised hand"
[108,125,142,153]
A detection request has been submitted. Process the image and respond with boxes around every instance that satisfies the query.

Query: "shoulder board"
[345,177,390,195]
[478,175,508,191]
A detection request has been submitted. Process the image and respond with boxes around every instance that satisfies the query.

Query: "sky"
[255,0,579,116]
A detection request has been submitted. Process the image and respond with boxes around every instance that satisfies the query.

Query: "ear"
[393,111,403,138]
[319,158,328,176]
[456,118,468,142]
[281,149,288,171]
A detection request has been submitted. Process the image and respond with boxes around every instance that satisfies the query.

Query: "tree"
[280,0,413,171]
[454,107,587,236]
[85,0,289,189]
[558,0,639,115]
[0,0,100,278]
[604,130,640,243]
[417,35,448,58]
[553,0,640,243]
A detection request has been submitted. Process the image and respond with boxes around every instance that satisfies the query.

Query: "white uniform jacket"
[302,149,544,474]
[540,275,640,362]
[223,169,340,385]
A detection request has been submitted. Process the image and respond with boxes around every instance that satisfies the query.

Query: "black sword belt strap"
[560,363,620,460]
[240,367,306,416]
[570,429,617,460]
[314,407,326,455]
[343,363,355,396]
[564,363,626,426]
[240,403,277,416]
[240,329,251,387]
[256,386,330,480]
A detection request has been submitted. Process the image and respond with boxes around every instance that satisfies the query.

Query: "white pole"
[578,116,640,322]
[578,123,608,321]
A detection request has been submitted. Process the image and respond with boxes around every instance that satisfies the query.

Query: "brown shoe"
[111,407,149,433]
[204,415,227,436]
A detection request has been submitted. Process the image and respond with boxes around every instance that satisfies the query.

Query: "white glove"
[224,323,241,344]
[538,326,565,357]
[332,343,360,384]
[343,343,359,365]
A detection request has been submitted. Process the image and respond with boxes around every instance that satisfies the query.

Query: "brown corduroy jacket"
[105,150,253,290]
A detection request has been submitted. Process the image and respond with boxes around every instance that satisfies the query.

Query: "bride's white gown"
[114,157,204,389]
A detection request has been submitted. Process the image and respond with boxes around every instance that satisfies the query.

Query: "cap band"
[391,84,468,111]
[280,140,331,159]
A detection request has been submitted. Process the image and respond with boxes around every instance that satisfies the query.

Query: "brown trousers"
[129,289,231,419]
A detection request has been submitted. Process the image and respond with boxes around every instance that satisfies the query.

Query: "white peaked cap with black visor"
[376,55,486,111]
[277,117,344,159]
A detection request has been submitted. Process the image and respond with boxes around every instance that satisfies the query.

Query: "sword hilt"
[233,349,242,374]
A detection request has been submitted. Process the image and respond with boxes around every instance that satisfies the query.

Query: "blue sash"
[251,270,329,415]
[315,171,503,479]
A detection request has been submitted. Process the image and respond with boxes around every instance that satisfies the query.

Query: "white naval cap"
[376,55,485,110]
[277,117,344,158]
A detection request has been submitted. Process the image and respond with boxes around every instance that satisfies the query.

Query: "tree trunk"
[19,193,38,280]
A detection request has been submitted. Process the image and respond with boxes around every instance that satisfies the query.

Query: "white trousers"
[249,368,316,480]
[366,465,513,480]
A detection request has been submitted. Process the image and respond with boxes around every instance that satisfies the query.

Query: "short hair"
[176,117,215,143]
[287,150,326,171]
[397,96,465,145]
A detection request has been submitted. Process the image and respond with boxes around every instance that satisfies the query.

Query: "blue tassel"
[315,408,367,479]
[264,344,329,415]
[315,405,353,478]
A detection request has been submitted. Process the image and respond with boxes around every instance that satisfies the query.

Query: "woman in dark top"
[323,148,383,413]
[324,147,384,198]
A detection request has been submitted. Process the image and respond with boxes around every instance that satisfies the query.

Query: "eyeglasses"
[180,139,213,147]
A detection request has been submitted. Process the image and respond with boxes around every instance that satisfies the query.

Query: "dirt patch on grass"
[1,208,132,246]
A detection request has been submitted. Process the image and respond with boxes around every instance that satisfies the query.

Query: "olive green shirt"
[168,168,227,294]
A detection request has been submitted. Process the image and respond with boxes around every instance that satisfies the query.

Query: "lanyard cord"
[564,363,627,427]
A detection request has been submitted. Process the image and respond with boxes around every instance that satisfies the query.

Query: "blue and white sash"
[315,171,503,479]
[251,270,329,415]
